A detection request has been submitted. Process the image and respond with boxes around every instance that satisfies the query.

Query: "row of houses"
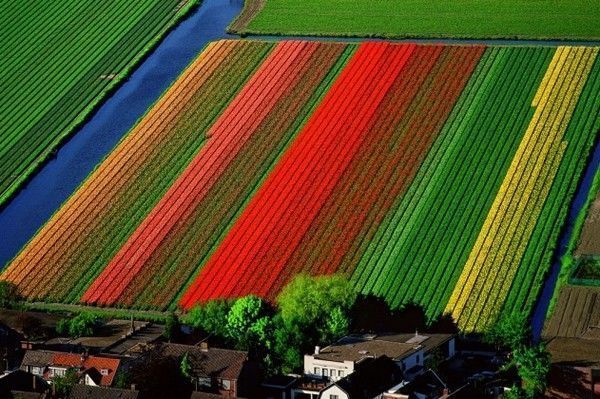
[0,309,465,399]
[266,332,456,399]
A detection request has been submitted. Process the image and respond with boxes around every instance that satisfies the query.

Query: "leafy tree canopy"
[277,274,356,328]
[186,299,231,338]
[226,296,270,349]
[56,312,102,338]
[485,312,530,350]
[0,281,18,308]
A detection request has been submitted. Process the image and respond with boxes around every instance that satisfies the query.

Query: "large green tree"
[186,299,231,339]
[277,274,356,342]
[226,296,270,350]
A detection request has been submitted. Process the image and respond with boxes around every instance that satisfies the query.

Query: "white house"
[293,333,456,399]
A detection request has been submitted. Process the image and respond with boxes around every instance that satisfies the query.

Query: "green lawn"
[236,0,600,40]
[0,0,198,206]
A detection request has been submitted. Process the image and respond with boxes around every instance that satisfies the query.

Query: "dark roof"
[6,392,46,399]
[68,385,139,399]
[189,392,228,399]
[262,375,298,388]
[315,337,416,363]
[0,309,62,337]
[21,350,53,367]
[315,333,453,363]
[325,356,403,399]
[376,333,454,354]
[396,369,447,396]
[153,343,247,379]
[0,369,49,394]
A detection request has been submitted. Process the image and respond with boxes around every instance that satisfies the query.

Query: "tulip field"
[0,0,198,206]
[2,40,599,331]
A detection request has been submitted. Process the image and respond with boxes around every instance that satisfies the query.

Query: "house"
[20,350,121,387]
[303,333,455,383]
[0,369,49,398]
[317,357,403,399]
[0,322,25,371]
[148,342,259,398]
[43,319,164,356]
[384,369,449,399]
[262,375,298,399]
[68,384,140,399]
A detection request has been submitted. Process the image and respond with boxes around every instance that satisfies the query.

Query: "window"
[49,367,66,377]
[100,368,109,376]
[198,377,211,387]
[220,379,231,390]
[323,368,328,377]
[330,395,339,399]
[338,370,344,377]
[31,366,43,376]
[314,367,321,375]
[416,354,420,364]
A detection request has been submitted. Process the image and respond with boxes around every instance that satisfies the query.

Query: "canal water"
[531,138,600,340]
[0,0,244,267]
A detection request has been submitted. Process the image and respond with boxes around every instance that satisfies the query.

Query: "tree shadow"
[350,295,458,334]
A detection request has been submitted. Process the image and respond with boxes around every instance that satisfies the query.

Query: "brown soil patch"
[228,0,266,33]
[575,188,600,256]
[544,285,600,339]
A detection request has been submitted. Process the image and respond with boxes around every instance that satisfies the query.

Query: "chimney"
[415,329,418,337]
[131,383,136,391]
[314,346,320,355]
[200,341,209,352]
[130,316,135,334]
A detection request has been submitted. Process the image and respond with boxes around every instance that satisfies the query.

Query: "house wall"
[216,378,236,397]
[448,338,455,358]
[291,388,321,399]
[398,350,423,373]
[319,385,348,399]
[304,355,354,382]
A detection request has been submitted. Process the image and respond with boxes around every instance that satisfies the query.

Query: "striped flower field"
[2,40,599,331]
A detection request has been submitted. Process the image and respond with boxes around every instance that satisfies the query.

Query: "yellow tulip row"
[445,46,599,331]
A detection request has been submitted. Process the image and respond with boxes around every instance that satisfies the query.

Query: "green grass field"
[232,0,600,40]
[0,0,198,206]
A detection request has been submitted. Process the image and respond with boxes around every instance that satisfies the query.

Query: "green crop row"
[0,0,199,206]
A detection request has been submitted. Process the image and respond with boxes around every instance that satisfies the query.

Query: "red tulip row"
[82,41,347,306]
[180,42,417,309]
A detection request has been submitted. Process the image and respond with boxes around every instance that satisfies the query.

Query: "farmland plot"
[0,0,199,206]
[3,41,599,332]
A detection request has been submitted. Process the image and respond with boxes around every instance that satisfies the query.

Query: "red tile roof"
[51,353,120,386]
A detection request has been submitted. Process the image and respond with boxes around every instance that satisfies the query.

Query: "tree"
[186,299,231,338]
[130,351,192,399]
[164,312,180,342]
[16,313,45,339]
[503,385,528,399]
[424,348,445,373]
[512,344,550,397]
[226,296,269,349]
[277,274,356,343]
[56,318,70,336]
[180,352,192,379]
[272,318,304,374]
[53,368,79,398]
[56,312,102,338]
[324,307,349,342]
[0,281,18,309]
[485,312,530,350]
